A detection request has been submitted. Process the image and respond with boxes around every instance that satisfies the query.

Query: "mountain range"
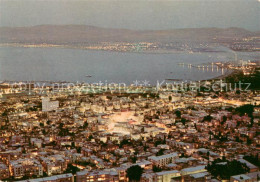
[0,25,259,45]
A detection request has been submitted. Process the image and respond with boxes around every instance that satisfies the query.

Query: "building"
[17,173,74,182]
[148,153,179,167]
[9,158,43,178]
[184,172,211,182]
[153,170,181,182]
[0,163,10,180]
[238,159,259,173]
[42,97,59,112]
[76,170,121,182]
[230,171,260,182]
[40,155,67,176]
[180,165,206,176]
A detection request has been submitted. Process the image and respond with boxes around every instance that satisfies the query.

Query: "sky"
[0,0,259,31]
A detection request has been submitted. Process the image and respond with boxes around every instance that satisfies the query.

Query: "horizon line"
[0,24,259,32]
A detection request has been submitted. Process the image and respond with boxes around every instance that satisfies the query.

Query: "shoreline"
[0,43,258,54]
[0,70,236,87]
[207,69,236,81]
[0,43,230,55]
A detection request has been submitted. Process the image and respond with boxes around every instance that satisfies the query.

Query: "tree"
[131,156,137,163]
[202,115,213,122]
[1,110,8,116]
[65,164,80,174]
[58,128,70,136]
[126,165,143,182]
[152,165,162,172]
[156,149,165,156]
[249,117,254,127]
[71,142,75,148]
[88,135,94,140]
[194,123,197,130]
[221,116,227,125]
[40,122,44,127]
[42,129,46,135]
[243,154,260,168]
[175,110,181,118]
[119,139,130,148]
[206,159,249,180]
[207,151,210,160]
[83,122,88,129]
[235,104,254,117]
[76,147,82,153]
[143,145,148,152]
[46,120,51,125]
[181,118,187,125]
[246,137,252,145]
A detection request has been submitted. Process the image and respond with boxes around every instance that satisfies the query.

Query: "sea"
[0,46,259,86]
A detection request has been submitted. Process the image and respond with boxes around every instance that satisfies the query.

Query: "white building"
[154,170,181,182]
[42,97,59,112]
[180,165,206,176]
[148,152,179,167]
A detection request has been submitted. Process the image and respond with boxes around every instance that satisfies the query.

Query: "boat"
[85,75,92,78]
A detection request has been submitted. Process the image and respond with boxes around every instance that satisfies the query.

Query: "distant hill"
[0,25,258,45]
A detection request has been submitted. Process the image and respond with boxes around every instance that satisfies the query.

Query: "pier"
[177,62,227,74]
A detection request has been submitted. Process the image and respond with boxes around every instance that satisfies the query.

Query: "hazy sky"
[0,0,259,31]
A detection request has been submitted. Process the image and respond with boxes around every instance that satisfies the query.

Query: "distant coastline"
[0,43,205,54]
[0,25,259,53]
[0,43,248,55]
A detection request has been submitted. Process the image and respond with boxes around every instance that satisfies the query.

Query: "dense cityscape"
[0,64,259,181]
[0,0,259,182]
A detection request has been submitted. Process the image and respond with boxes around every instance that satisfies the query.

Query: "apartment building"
[153,170,181,182]
[40,155,67,176]
[76,170,120,182]
[9,158,43,178]
[17,173,74,182]
[148,152,179,167]
[0,163,10,180]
